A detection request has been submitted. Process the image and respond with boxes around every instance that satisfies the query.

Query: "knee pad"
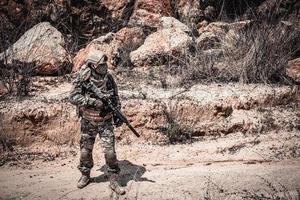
[79,147,94,170]
[105,150,117,164]
[105,150,119,170]
[81,148,92,161]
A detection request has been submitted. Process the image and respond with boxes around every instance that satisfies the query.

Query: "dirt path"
[1,138,300,200]
[1,159,300,200]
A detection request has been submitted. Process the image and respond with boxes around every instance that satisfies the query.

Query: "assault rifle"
[85,82,140,138]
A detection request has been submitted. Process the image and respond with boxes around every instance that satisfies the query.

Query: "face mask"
[95,63,107,75]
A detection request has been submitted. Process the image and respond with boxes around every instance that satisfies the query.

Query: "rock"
[1,81,298,144]
[119,83,299,140]
[101,0,135,21]
[1,0,136,52]
[130,27,194,67]
[0,22,71,75]
[198,21,227,35]
[198,20,253,36]
[287,58,300,82]
[1,100,79,146]
[229,20,254,33]
[0,1,57,50]
[128,0,174,28]
[174,0,204,29]
[73,27,145,72]
[159,17,191,33]
[0,81,9,96]
[196,20,253,52]
[174,0,220,29]
[196,32,221,50]
[198,20,209,31]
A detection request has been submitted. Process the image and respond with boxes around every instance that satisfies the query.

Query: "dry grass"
[159,101,195,144]
[222,22,299,84]
[172,21,299,86]
[0,60,36,97]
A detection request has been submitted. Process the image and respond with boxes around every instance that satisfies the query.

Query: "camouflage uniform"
[69,64,121,177]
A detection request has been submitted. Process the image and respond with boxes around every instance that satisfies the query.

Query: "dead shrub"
[159,101,194,144]
[0,131,16,152]
[0,60,36,97]
[222,22,299,84]
[114,39,143,71]
[174,49,231,86]
[171,21,299,86]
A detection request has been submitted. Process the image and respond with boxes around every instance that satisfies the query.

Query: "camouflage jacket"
[69,65,121,120]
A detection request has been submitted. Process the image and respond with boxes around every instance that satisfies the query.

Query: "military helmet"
[85,50,107,65]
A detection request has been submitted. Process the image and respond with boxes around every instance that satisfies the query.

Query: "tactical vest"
[80,67,116,122]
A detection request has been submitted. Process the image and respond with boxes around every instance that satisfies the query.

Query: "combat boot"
[77,172,90,189]
[109,173,126,195]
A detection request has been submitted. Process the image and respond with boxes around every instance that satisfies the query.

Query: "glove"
[114,116,123,127]
[87,98,104,109]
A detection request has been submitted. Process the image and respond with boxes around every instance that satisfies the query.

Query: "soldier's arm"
[69,76,89,106]
[69,66,97,107]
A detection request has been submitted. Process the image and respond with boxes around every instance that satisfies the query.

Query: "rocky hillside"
[0,0,300,153]
[1,0,299,82]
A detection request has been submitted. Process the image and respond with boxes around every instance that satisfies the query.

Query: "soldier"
[69,50,125,195]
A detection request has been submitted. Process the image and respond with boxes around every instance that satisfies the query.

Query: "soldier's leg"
[99,121,120,173]
[77,119,97,188]
[99,121,125,195]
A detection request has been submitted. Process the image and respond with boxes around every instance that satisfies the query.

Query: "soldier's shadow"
[92,160,155,186]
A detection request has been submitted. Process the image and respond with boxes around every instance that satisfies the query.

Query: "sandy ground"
[1,159,300,200]
[1,131,300,200]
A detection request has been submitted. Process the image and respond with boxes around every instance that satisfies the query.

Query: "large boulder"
[0,22,71,75]
[128,0,174,28]
[287,58,300,82]
[130,24,194,67]
[1,0,135,52]
[73,27,145,72]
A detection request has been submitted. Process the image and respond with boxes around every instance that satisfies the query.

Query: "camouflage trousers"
[78,118,120,175]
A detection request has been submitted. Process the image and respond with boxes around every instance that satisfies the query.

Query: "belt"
[80,107,113,123]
